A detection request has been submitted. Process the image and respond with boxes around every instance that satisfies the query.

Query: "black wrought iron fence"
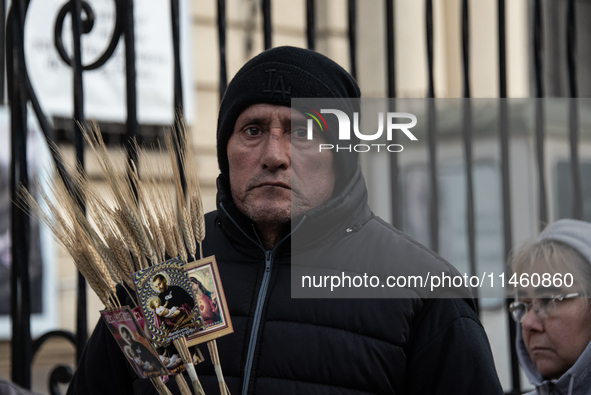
[7,0,587,394]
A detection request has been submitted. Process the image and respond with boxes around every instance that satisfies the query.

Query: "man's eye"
[292,128,309,139]
[246,127,261,136]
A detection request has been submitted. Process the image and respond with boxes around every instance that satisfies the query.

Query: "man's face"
[227,104,335,225]
[153,278,167,293]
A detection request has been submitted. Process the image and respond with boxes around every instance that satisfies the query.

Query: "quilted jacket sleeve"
[65,317,138,395]
[405,298,505,395]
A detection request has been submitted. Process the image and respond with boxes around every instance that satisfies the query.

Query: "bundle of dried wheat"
[18,118,215,395]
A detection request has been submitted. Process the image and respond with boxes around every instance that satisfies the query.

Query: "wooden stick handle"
[175,374,193,395]
[173,337,206,395]
[150,377,173,395]
[208,340,230,395]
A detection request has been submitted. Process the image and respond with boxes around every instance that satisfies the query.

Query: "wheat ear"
[180,205,197,261]
[173,116,206,259]
[114,207,146,270]
[190,193,206,259]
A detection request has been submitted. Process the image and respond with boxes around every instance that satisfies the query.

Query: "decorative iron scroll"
[54,0,123,71]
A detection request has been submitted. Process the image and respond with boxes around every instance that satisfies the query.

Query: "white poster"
[24,0,194,125]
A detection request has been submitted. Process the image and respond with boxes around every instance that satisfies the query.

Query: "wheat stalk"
[122,203,156,267]
[18,172,119,307]
[172,116,206,260]
[159,216,179,258]
[146,214,165,263]
[106,234,135,288]
[190,193,206,259]
[180,206,196,261]
[173,222,185,259]
[114,207,146,270]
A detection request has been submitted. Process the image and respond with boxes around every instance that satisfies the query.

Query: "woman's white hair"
[510,219,591,293]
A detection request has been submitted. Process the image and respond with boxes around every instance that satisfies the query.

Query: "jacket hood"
[517,325,591,395]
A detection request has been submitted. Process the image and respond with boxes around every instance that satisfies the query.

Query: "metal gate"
[7,1,586,394]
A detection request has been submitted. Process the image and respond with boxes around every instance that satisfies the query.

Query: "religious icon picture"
[133,256,203,346]
[185,256,234,346]
[156,343,184,375]
[101,307,168,379]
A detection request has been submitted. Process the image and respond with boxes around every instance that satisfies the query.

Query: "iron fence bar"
[498,0,506,98]
[385,0,399,229]
[533,0,543,99]
[566,0,577,99]
[170,0,187,196]
[425,0,438,252]
[568,100,581,218]
[462,100,477,305]
[122,0,139,203]
[427,100,438,253]
[8,0,32,387]
[306,0,315,51]
[0,0,6,105]
[217,0,227,99]
[347,0,356,79]
[461,0,470,99]
[501,101,520,395]
[171,0,183,114]
[385,0,395,99]
[262,0,271,50]
[497,0,520,393]
[461,0,479,309]
[566,0,582,220]
[533,0,547,229]
[70,0,89,363]
[426,0,434,99]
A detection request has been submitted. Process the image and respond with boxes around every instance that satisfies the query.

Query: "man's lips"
[254,182,291,189]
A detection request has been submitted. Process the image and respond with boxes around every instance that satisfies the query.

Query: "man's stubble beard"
[232,193,293,227]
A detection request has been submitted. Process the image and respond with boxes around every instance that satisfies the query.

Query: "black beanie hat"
[216,46,361,190]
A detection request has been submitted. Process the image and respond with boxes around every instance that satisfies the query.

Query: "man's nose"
[260,129,290,170]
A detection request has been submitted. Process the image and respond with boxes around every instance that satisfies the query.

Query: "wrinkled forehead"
[233,103,306,130]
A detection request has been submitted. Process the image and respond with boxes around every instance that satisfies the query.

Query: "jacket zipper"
[241,249,273,395]
[219,203,307,395]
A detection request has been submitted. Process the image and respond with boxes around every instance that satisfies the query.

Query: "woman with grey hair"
[509,219,591,395]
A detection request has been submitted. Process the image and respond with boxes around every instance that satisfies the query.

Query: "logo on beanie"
[304,108,417,153]
[263,69,291,99]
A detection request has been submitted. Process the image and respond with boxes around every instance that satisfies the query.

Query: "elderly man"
[67,47,503,395]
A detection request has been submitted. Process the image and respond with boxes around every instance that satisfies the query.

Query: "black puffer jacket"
[67,167,503,395]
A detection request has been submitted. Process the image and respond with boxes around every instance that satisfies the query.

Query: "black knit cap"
[216,46,361,191]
